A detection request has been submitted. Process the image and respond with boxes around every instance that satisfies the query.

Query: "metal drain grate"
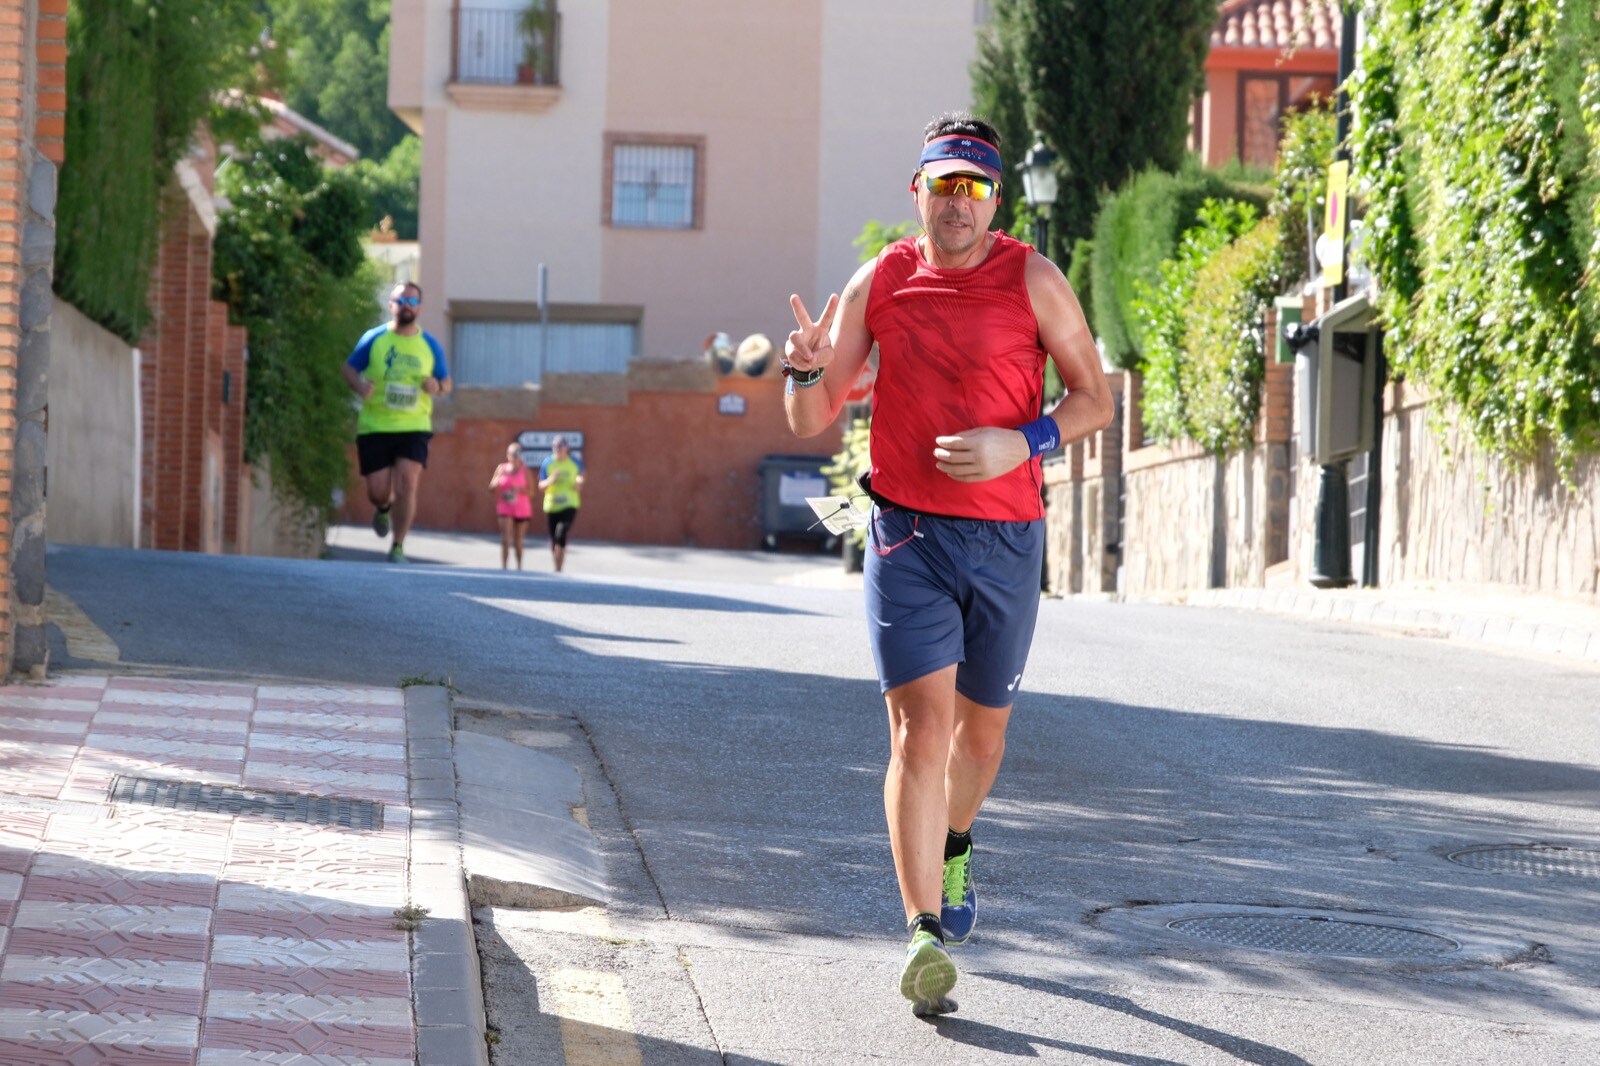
[109,776,384,831]
[1167,914,1460,958]
[1447,844,1600,879]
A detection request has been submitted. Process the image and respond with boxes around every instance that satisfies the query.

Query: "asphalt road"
[44,531,1600,1064]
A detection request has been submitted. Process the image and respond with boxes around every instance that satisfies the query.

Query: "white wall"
[47,300,138,548]
[815,0,980,299]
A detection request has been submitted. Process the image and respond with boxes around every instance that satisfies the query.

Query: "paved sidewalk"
[1180,584,1600,664]
[0,675,482,1065]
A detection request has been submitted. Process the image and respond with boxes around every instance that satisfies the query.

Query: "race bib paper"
[385,383,419,410]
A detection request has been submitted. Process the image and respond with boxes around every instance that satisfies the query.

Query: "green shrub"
[213,135,382,516]
[1179,218,1286,452]
[1091,161,1268,370]
[1132,199,1261,443]
[1269,100,1337,286]
[1349,0,1600,466]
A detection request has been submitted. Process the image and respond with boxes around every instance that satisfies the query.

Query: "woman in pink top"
[488,443,534,569]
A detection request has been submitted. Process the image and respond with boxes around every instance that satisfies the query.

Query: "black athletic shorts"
[356,432,432,476]
[546,508,578,546]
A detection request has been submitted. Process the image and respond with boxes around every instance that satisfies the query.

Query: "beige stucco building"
[388,0,984,383]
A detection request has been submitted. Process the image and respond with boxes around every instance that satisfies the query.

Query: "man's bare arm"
[784,259,876,439]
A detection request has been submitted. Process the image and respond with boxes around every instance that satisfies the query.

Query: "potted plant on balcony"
[516,2,553,85]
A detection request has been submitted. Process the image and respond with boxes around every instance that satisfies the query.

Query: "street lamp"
[1018,138,1059,257]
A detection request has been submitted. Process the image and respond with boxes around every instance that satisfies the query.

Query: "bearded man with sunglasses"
[784,113,1111,1017]
[342,281,452,564]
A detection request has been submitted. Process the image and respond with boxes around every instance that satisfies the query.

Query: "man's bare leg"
[391,459,424,546]
[365,468,394,511]
[884,665,958,922]
[946,695,1012,834]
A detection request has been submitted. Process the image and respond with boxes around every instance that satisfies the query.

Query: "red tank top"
[864,233,1045,521]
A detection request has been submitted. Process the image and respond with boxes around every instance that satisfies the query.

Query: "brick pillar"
[2,0,65,677]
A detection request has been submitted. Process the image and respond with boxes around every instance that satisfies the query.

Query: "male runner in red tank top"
[784,112,1112,1017]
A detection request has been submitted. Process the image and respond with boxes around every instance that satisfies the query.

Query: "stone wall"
[1376,387,1599,596]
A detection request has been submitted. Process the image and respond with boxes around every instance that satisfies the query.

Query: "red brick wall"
[138,179,251,553]
[347,375,846,550]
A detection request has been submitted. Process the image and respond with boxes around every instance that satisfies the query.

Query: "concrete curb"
[1185,587,1600,664]
[406,685,490,1066]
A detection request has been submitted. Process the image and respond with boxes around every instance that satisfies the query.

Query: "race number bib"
[549,492,571,509]
[384,383,419,410]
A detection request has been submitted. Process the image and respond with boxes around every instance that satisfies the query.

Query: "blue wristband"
[1017,416,1060,457]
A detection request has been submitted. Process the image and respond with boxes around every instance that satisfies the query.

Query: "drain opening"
[1167,914,1460,958]
[109,776,384,831]
[1446,844,1600,880]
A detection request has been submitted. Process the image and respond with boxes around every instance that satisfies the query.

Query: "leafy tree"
[213,134,383,515]
[970,1,1032,235]
[267,0,408,163]
[975,0,1215,263]
[351,133,420,239]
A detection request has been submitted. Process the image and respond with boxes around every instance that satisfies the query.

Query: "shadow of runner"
[971,972,1313,1066]
[924,1013,1187,1063]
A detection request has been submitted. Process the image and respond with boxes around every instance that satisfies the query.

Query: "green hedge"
[55,0,261,342]
[1269,101,1337,286]
[1179,218,1287,452]
[1349,0,1600,466]
[1090,161,1268,370]
[1132,199,1262,443]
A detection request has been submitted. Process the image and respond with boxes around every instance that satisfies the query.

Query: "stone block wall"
[1375,386,1600,596]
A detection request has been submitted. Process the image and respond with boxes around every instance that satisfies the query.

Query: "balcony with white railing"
[448,2,563,113]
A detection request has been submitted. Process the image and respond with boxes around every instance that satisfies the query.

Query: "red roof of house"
[1212,0,1339,51]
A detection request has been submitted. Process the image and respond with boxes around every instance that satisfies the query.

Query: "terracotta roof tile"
[1212,0,1339,51]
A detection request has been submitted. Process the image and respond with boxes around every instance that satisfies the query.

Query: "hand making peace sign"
[785,293,841,375]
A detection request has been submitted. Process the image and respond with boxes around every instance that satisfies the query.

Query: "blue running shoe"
[941,845,976,945]
[900,929,957,1017]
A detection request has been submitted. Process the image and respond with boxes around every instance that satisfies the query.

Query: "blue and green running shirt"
[539,455,584,513]
[346,325,450,434]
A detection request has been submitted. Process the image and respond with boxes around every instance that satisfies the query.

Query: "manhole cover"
[1166,914,1460,958]
[1447,844,1600,879]
[109,776,384,831]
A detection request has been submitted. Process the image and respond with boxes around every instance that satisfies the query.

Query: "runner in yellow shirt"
[340,282,452,563]
[537,436,584,572]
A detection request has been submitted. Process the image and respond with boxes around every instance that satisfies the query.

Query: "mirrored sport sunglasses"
[920,171,1000,201]
[392,295,421,307]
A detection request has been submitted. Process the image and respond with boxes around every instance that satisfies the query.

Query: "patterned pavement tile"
[244,735,404,760]
[98,689,255,712]
[250,712,403,737]
[198,1018,412,1060]
[205,990,411,1028]
[0,677,428,1064]
[0,1007,200,1046]
[209,937,409,973]
[0,1037,197,1064]
[254,687,403,707]
[197,1048,412,1065]
[206,964,410,1001]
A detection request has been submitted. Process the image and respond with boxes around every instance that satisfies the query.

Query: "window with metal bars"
[610,142,697,229]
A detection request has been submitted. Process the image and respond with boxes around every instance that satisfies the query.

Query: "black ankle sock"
[908,912,943,942]
[377,504,391,513]
[945,828,972,861]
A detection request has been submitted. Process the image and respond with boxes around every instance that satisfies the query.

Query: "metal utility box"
[758,454,833,550]
[1291,292,1380,465]
[1273,295,1304,365]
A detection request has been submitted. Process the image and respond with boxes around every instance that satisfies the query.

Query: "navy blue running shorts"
[863,503,1045,708]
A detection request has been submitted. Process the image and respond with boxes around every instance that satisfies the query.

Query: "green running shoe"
[372,508,391,538]
[386,543,406,564]
[900,929,957,1017]
[941,845,976,945]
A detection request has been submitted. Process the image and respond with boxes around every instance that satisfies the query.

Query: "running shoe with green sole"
[386,544,406,564]
[900,929,957,1017]
[941,845,976,945]
[372,508,391,538]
